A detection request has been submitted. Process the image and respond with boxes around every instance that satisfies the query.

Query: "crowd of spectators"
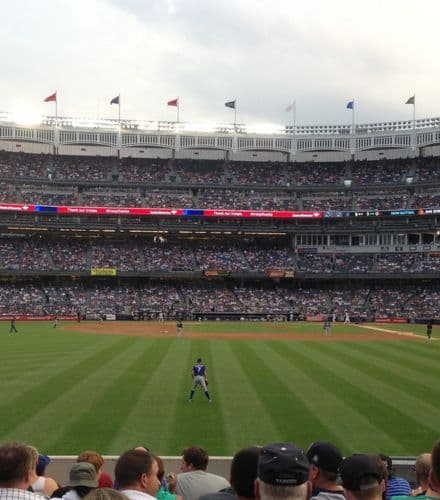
[0,281,439,318]
[3,439,438,500]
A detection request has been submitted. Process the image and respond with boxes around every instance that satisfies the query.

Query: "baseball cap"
[341,454,384,491]
[68,462,98,488]
[36,454,51,475]
[306,442,343,473]
[258,443,310,486]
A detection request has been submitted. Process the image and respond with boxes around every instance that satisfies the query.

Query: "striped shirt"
[386,476,411,500]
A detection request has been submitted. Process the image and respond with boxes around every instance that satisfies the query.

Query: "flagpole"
[292,100,296,135]
[234,98,237,131]
[177,98,180,123]
[118,93,121,124]
[351,98,355,135]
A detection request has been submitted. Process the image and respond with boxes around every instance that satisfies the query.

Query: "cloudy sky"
[1,0,439,127]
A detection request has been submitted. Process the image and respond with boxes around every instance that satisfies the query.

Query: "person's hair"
[230,447,261,499]
[347,477,383,500]
[115,449,155,488]
[0,442,32,485]
[415,453,431,483]
[77,451,104,473]
[27,446,39,471]
[182,446,209,471]
[257,479,308,500]
[431,441,440,482]
[152,455,165,481]
[84,488,129,500]
[318,469,338,483]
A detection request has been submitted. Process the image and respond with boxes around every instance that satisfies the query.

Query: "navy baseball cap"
[258,443,310,486]
[306,442,343,473]
[342,454,384,491]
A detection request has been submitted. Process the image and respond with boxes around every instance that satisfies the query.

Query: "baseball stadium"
[0,110,439,469]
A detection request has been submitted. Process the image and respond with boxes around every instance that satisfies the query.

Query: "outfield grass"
[0,320,438,456]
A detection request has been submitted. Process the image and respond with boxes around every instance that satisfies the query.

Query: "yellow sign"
[90,268,117,276]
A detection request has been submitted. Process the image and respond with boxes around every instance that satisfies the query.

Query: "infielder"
[323,319,331,335]
[177,320,183,336]
[189,357,212,403]
[427,320,433,340]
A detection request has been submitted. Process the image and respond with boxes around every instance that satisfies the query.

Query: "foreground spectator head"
[84,488,129,500]
[430,441,440,492]
[181,446,209,472]
[69,462,98,488]
[341,455,385,500]
[37,454,51,476]
[78,451,113,488]
[115,449,159,498]
[307,442,343,476]
[255,443,310,500]
[413,453,431,496]
[230,446,261,499]
[378,454,411,500]
[0,442,32,489]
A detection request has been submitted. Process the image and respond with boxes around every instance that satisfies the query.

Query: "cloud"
[0,0,439,125]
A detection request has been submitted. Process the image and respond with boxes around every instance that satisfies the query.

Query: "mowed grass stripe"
[292,342,436,454]
[210,341,280,452]
[0,339,149,451]
[336,342,440,392]
[366,338,440,366]
[0,337,128,439]
[166,340,229,456]
[322,342,440,425]
[48,338,173,453]
[231,342,336,446]
[266,342,403,454]
[108,338,192,455]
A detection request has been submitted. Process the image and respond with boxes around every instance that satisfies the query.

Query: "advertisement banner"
[90,268,117,276]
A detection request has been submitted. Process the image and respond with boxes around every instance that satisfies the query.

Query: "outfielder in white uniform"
[189,357,212,403]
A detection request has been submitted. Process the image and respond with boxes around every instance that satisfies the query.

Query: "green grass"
[0,320,438,456]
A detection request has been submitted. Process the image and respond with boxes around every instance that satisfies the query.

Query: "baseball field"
[0,320,438,457]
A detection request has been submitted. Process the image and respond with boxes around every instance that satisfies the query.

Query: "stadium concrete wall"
[230,150,287,162]
[120,148,173,159]
[354,148,417,161]
[421,144,440,157]
[175,149,226,160]
[295,151,350,162]
[58,145,116,157]
[0,140,53,155]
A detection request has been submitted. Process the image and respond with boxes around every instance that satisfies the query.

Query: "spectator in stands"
[306,442,344,500]
[0,442,38,500]
[84,489,128,500]
[378,454,411,500]
[77,451,113,489]
[53,462,98,500]
[174,446,230,500]
[255,443,310,500]
[411,453,431,497]
[341,454,386,500]
[388,442,440,500]
[199,446,261,500]
[27,445,58,498]
[152,455,181,500]
[114,449,160,500]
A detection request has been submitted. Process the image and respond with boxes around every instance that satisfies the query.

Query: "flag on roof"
[346,100,354,109]
[167,98,178,107]
[406,95,415,105]
[110,95,120,105]
[225,100,236,109]
[285,102,295,112]
[44,92,57,102]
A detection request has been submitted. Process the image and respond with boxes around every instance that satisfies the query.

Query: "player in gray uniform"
[189,357,212,403]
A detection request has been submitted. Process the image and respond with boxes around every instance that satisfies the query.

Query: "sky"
[1,0,439,128]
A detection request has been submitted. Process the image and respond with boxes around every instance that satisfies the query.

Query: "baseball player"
[323,319,331,335]
[427,320,433,340]
[177,319,183,336]
[53,315,59,328]
[9,317,18,334]
[189,357,212,403]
